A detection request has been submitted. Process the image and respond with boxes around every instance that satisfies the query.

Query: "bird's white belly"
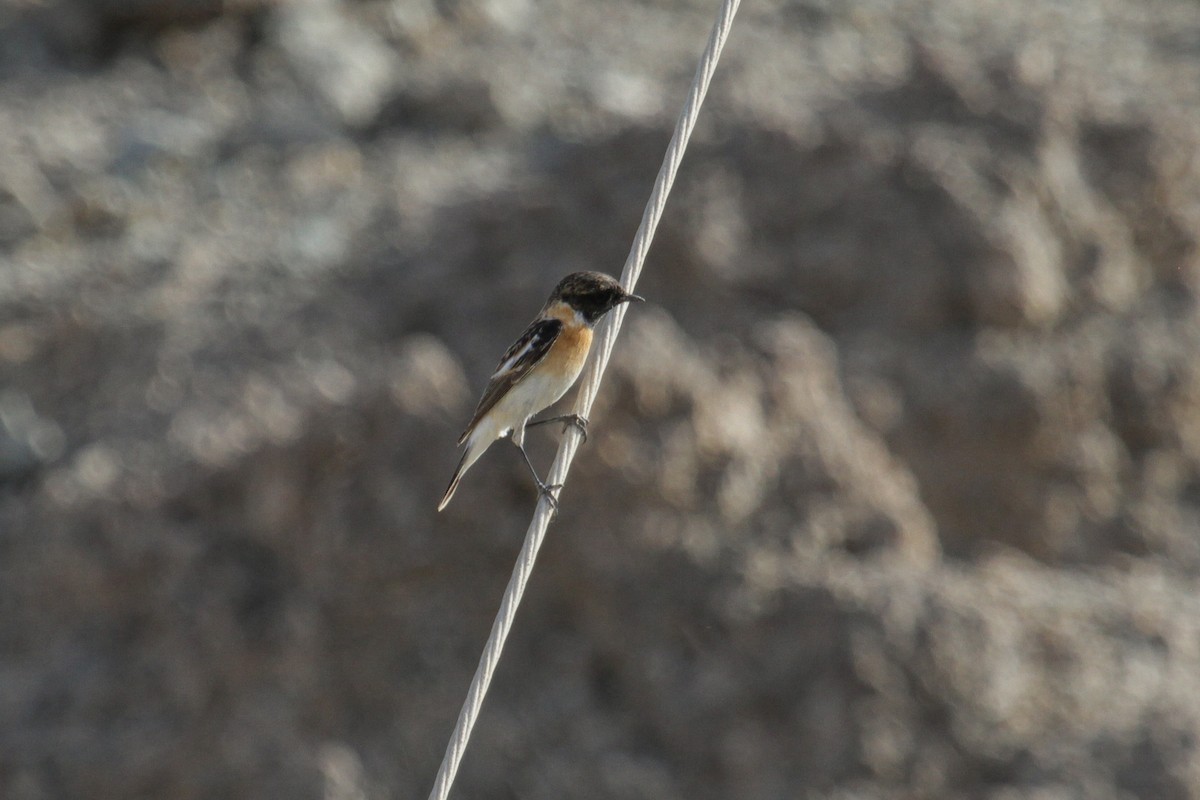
[491,369,579,447]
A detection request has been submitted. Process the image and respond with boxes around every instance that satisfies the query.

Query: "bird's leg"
[513,440,562,515]
[526,413,590,444]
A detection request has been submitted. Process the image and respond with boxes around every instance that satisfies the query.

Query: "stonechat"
[438,271,643,511]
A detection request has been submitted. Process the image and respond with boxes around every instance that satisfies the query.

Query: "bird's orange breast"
[540,300,593,379]
[545,321,592,380]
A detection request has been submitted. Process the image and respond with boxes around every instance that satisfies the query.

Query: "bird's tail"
[437,435,485,511]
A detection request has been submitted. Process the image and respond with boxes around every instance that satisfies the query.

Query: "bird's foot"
[514,440,564,517]
[536,479,563,517]
[528,413,590,444]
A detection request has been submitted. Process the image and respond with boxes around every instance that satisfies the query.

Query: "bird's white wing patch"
[493,319,560,378]
[496,333,540,375]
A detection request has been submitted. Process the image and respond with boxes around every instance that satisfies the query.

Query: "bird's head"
[550,271,644,325]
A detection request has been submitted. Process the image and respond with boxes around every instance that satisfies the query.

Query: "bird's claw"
[559,414,588,444]
[537,481,563,517]
[529,413,590,444]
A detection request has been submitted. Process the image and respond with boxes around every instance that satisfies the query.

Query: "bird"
[438,271,643,512]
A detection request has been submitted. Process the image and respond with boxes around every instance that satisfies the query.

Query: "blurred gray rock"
[270,0,401,127]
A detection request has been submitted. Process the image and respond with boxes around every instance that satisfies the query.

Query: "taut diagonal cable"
[426,1,740,797]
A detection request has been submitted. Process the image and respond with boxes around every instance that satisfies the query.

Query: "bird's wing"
[457,317,564,445]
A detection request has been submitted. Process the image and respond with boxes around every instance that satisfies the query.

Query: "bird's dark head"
[549,271,644,325]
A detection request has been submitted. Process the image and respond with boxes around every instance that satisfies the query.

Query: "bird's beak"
[621,292,645,304]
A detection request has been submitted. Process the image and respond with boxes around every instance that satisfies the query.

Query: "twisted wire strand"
[426,1,741,797]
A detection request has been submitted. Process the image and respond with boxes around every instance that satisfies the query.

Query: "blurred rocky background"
[2,0,1200,797]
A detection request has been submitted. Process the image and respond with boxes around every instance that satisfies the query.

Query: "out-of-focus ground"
[3,0,1200,797]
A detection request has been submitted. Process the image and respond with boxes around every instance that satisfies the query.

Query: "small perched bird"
[438,271,643,512]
